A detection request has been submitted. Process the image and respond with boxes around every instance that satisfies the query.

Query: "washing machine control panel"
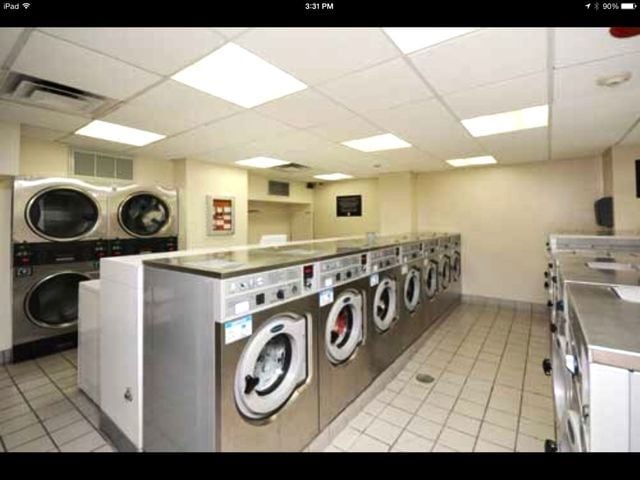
[400,242,424,263]
[222,264,313,320]
[369,246,400,272]
[317,253,368,289]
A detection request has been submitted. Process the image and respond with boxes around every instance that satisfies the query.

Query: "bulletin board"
[336,195,362,217]
[206,196,235,235]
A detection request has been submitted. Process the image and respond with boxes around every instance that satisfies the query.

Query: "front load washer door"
[25,271,92,329]
[451,251,461,282]
[373,279,397,332]
[26,187,100,241]
[404,268,420,312]
[440,255,451,291]
[325,290,364,364]
[235,313,308,420]
[118,193,170,237]
[424,261,438,299]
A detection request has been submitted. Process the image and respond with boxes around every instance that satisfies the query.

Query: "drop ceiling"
[1,27,639,180]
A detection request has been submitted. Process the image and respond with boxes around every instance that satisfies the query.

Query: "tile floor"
[0,349,115,453]
[324,300,554,452]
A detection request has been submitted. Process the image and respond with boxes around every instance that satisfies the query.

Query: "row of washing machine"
[543,233,640,452]
[11,176,178,361]
[141,232,461,451]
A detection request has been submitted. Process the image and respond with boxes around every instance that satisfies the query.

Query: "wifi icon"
[22,2,30,8]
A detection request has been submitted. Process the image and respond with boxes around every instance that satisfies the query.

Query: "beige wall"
[313,178,379,239]
[247,200,314,244]
[417,156,602,303]
[378,172,417,234]
[611,144,640,232]
[0,178,12,353]
[248,173,314,204]
[176,158,248,249]
[602,148,613,198]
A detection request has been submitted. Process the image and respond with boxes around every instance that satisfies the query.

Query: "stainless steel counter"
[557,254,640,287]
[567,283,640,371]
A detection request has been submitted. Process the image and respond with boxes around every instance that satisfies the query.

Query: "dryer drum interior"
[26,187,99,241]
[425,263,438,298]
[440,257,451,289]
[373,280,396,331]
[405,269,420,310]
[248,333,292,396]
[24,271,90,329]
[452,252,461,281]
[325,292,363,364]
[118,193,170,237]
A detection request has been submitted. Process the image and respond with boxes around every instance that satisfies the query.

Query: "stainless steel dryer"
[397,241,425,352]
[367,245,404,377]
[434,235,453,320]
[143,250,320,452]
[12,241,105,361]
[448,234,462,310]
[13,177,109,243]
[316,251,372,429]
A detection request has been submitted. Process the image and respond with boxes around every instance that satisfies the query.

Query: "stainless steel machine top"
[566,282,640,371]
[556,254,640,287]
[143,233,424,279]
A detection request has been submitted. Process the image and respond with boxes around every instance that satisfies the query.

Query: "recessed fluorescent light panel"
[341,133,411,152]
[235,157,290,169]
[461,105,549,138]
[446,155,497,168]
[314,173,353,181]
[75,120,165,146]
[172,42,308,108]
[383,28,479,54]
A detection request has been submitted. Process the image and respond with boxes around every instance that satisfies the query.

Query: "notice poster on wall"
[206,196,235,235]
[336,195,362,217]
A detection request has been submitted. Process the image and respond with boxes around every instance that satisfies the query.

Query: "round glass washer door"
[25,271,91,329]
[373,279,397,332]
[26,187,100,241]
[424,261,438,299]
[118,193,170,237]
[235,313,308,420]
[451,252,461,282]
[404,268,420,312]
[440,255,451,291]
[325,290,364,364]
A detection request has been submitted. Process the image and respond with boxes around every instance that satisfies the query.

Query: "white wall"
[417,156,603,303]
[0,178,12,354]
[247,200,313,244]
[378,172,417,234]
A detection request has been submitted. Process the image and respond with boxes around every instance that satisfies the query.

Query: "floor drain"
[415,373,435,384]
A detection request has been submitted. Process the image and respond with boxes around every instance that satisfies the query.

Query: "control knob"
[541,358,552,376]
[276,289,285,300]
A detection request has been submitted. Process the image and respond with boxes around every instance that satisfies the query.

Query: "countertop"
[556,253,640,288]
[142,232,450,279]
[567,282,640,371]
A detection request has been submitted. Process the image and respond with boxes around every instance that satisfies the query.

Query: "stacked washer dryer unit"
[316,250,373,429]
[143,256,320,452]
[12,177,110,361]
[397,239,425,352]
[367,244,403,377]
[107,184,178,255]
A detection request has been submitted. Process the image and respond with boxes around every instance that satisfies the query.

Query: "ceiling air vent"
[273,162,310,173]
[0,72,117,115]
[268,180,290,197]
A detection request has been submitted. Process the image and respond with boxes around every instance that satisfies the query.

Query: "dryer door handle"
[244,375,260,394]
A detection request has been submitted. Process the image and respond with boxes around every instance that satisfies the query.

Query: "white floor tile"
[391,431,434,452]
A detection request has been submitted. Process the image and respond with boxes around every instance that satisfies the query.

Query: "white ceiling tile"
[307,114,381,142]
[364,99,486,159]
[13,31,161,100]
[236,28,399,85]
[256,89,354,129]
[478,127,548,164]
[551,94,639,160]
[620,120,640,147]
[444,72,548,119]
[554,51,640,102]
[211,28,250,39]
[40,28,226,75]
[0,28,23,64]
[318,58,433,114]
[0,100,88,131]
[554,28,640,68]
[20,125,68,141]
[102,80,241,135]
[138,111,294,158]
[410,28,547,95]
[60,134,133,153]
